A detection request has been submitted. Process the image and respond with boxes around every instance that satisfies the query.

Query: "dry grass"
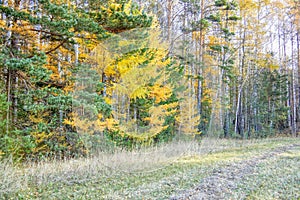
[22,137,282,185]
[0,159,26,196]
[0,137,298,199]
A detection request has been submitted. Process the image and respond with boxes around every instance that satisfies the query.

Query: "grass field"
[1,137,299,199]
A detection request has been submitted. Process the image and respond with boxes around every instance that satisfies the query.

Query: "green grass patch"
[231,146,300,200]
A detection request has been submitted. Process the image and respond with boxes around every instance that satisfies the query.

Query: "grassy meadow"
[1,137,299,199]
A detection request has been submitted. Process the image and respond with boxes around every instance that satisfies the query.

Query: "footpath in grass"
[171,143,300,200]
[1,137,299,199]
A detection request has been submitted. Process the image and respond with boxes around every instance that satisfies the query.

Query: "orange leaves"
[149,84,172,103]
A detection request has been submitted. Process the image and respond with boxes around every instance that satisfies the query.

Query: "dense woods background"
[0,0,299,160]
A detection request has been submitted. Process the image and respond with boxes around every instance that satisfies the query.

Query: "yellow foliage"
[63,118,75,127]
[272,0,284,9]
[130,86,149,99]
[29,115,44,124]
[161,102,179,110]
[31,131,53,145]
[74,117,100,135]
[117,103,169,140]
[192,31,205,41]
[29,112,51,124]
[30,131,55,154]
[104,97,112,105]
[176,85,200,135]
[208,36,218,45]
[255,53,280,71]
[105,118,119,131]
[104,65,117,76]
[0,19,5,27]
[149,84,172,103]
[87,18,173,141]
[0,150,4,159]
[202,88,213,105]
[239,0,256,10]
[124,0,132,14]
[64,83,75,93]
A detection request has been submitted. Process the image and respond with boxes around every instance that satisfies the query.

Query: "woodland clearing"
[1,137,299,199]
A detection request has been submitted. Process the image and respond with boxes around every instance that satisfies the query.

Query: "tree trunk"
[6,68,11,134]
[297,31,300,136]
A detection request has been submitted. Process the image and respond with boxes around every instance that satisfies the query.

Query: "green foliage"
[206,14,221,22]
[210,45,223,52]
[156,95,179,142]
[0,0,296,161]
[0,0,154,161]
[254,70,289,135]
[0,131,36,161]
[104,90,179,149]
[215,0,238,10]
[215,0,227,7]
[95,2,153,33]
[0,93,8,135]
[228,15,242,21]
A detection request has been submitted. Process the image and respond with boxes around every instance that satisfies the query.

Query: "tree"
[0,0,153,159]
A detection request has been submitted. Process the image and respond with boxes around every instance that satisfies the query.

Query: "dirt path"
[170,143,300,200]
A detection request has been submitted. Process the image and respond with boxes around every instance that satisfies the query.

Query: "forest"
[0,0,299,161]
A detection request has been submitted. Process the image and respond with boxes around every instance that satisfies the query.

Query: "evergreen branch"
[45,39,68,55]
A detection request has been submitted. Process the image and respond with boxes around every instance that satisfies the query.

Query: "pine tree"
[0,0,153,159]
